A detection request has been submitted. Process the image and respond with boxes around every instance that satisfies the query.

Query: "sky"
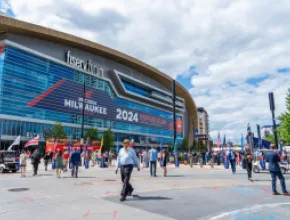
[4,0,290,142]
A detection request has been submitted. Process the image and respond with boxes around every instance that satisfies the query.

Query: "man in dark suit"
[266,144,290,196]
[70,148,81,178]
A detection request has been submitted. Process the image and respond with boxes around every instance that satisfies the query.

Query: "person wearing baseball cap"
[115,139,140,202]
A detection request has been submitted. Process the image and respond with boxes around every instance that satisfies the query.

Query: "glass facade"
[0,45,183,148]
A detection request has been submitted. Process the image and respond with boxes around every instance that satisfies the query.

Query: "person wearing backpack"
[228,149,237,174]
[245,148,254,181]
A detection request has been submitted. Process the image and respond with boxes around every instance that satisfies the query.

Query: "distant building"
[197,107,209,137]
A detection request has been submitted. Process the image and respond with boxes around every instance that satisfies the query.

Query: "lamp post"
[268,92,279,149]
[172,80,179,167]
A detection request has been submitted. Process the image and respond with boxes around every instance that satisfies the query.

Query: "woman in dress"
[19,150,28,177]
[162,149,168,177]
[55,149,63,178]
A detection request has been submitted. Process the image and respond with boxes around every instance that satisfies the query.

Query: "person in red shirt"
[63,150,70,172]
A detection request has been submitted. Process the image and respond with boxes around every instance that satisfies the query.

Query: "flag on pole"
[130,138,134,147]
[24,135,39,148]
[85,139,89,153]
[160,142,163,152]
[8,135,21,151]
[241,134,244,153]
[53,138,59,153]
[222,134,226,152]
[100,136,104,152]
[67,138,72,154]
[116,135,120,153]
[217,132,221,148]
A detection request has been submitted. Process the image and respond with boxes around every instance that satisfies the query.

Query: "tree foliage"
[102,130,114,152]
[264,133,275,144]
[190,139,198,152]
[180,138,189,152]
[85,127,99,141]
[51,122,67,139]
[278,88,290,145]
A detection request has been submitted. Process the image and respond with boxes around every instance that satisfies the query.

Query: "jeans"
[246,162,252,178]
[44,160,49,171]
[71,164,79,177]
[229,160,236,173]
[150,161,157,176]
[270,171,287,193]
[33,163,39,175]
[120,165,134,197]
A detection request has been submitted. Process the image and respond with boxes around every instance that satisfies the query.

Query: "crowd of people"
[18,147,116,178]
[17,140,290,201]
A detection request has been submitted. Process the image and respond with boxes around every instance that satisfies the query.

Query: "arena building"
[0,15,198,150]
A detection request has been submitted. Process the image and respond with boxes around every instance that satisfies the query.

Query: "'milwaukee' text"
[64,98,107,115]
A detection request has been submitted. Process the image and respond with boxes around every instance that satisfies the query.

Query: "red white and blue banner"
[27,78,180,131]
[25,136,39,148]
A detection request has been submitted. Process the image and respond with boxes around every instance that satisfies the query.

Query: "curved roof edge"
[0,15,198,137]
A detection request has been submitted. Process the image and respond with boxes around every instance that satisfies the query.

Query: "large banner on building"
[27,78,182,131]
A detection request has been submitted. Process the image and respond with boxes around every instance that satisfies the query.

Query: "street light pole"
[81,80,86,145]
[172,80,177,153]
[268,92,279,149]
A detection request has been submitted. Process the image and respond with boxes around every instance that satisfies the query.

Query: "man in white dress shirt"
[115,139,140,202]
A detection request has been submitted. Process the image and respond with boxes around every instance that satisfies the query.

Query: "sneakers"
[127,188,134,196]
[272,191,281,195]
[120,196,126,202]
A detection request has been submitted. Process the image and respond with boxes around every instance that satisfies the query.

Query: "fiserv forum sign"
[66,51,103,77]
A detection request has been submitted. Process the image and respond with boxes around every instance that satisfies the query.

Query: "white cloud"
[7,0,290,141]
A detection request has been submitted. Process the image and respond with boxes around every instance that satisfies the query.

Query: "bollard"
[146,161,149,167]
[224,156,229,169]
[242,158,246,169]
[52,159,56,169]
[85,158,89,169]
[190,156,193,168]
[100,157,105,168]
[15,159,20,171]
[260,158,266,170]
[175,153,179,167]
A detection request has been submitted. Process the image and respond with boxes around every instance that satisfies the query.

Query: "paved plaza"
[1,163,290,220]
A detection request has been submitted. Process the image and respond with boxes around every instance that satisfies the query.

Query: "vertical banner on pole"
[85,139,89,169]
[68,138,72,169]
[52,138,58,170]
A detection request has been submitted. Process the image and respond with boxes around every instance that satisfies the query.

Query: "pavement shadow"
[165,175,185,177]
[132,195,172,201]
[252,179,271,182]
[62,176,96,179]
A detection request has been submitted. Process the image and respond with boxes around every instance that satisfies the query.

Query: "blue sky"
[0,0,15,17]
[7,0,290,142]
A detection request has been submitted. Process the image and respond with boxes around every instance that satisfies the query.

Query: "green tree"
[264,133,275,144]
[180,138,189,152]
[278,88,290,144]
[85,127,99,142]
[190,139,198,152]
[102,130,114,153]
[51,122,67,139]
[198,141,207,152]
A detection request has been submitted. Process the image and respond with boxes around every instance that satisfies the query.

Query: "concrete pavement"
[1,163,290,219]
